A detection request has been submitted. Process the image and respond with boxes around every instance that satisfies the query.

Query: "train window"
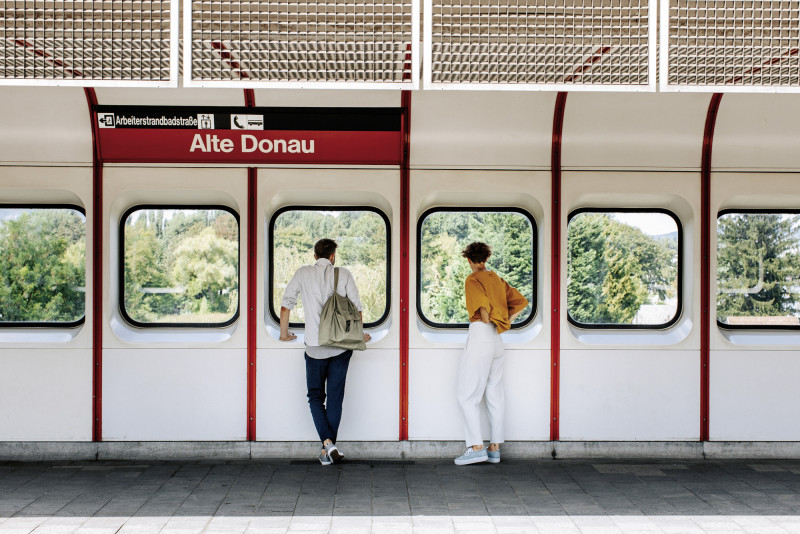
[269,207,390,327]
[717,210,800,329]
[567,210,681,329]
[120,206,239,327]
[417,208,535,328]
[0,206,86,327]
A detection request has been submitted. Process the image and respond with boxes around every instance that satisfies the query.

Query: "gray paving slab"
[0,460,799,533]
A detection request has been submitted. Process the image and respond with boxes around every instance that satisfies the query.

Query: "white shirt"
[281,258,363,359]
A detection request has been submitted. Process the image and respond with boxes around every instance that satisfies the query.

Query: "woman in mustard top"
[454,242,529,466]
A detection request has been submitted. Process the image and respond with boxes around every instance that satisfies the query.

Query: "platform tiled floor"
[1,459,800,533]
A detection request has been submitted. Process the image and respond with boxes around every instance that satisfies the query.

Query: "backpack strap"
[333,267,339,292]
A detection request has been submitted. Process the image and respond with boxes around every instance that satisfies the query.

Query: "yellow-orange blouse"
[464,270,529,333]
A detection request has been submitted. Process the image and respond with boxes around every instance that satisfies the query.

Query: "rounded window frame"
[566,207,683,331]
[119,204,241,329]
[0,203,87,329]
[267,205,392,329]
[416,206,538,330]
[716,208,800,331]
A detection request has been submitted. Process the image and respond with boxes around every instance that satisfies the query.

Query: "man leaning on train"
[279,238,371,465]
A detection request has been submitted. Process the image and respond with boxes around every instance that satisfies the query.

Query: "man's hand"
[279,306,296,341]
[280,331,297,341]
[363,333,371,343]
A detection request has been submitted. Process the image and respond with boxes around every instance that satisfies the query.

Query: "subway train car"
[1,0,800,459]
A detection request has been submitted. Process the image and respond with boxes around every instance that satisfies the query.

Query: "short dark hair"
[314,238,338,259]
[461,241,492,263]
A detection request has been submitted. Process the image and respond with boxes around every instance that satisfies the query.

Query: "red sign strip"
[98,129,402,165]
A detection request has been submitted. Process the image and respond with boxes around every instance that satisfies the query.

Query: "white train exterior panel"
[561,93,711,171]
[103,348,247,440]
[410,92,556,169]
[560,350,700,441]
[0,87,92,165]
[713,95,800,172]
[0,350,93,441]
[710,351,800,441]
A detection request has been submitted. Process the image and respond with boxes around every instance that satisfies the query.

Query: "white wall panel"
[103,349,246,440]
[710,351,800,441]
[95,89,400,109]
[409,348,550,441]
[0,350,92,441]
[95,88,247,106]
[253,90,401,108]
[0,87,92,164]
[714,95,800,171]
[410,92,556,169]
[560,350,700,440]
[257,348,398,441]
[562,93,710,170]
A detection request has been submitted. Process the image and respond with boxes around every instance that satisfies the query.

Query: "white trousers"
[456,321,506,447]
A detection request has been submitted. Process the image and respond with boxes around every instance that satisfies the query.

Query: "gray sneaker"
[454,447,488,465]
[325,443,344,463]
[487,449,501,464]
[318,452,332,466]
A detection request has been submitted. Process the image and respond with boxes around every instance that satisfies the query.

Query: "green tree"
[717,213,800,322]
[0,210,85,322]
[567,213,677,324]
[567,213,608,323]
[172,227,239,317]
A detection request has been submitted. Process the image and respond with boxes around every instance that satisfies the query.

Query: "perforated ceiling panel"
[662,0,800,92]
[185,0,419,88]
[0,0,177,86]
[424,0,656,91]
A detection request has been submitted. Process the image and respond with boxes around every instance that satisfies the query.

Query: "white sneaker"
[454,447,488,465]
[325,443,344,463]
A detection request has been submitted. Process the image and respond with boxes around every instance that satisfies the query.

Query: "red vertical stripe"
[85,88,102,442]
[247,168,257,441]
[245,89,257,441]
[244,89,255,108]
[399,90,411,441]
[700,94,722,442]
[550,92,567,442]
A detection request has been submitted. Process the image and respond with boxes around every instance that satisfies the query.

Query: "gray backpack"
[318,268,366,351]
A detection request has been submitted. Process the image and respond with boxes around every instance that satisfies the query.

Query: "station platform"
[1,458,799,533]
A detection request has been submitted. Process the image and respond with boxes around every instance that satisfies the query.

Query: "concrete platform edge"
[2,441,800,461]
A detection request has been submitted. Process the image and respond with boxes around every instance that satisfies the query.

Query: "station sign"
[95,106,403,165]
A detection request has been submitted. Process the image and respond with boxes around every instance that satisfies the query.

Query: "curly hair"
[461,241,492,264]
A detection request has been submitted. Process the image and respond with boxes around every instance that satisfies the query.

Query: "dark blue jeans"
[305,350,353,445]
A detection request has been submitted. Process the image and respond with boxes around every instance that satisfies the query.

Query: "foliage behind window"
[418,210,534,326]
[271,209,388,325]
[567,211,679,327]
[717,212,800,327]
[122,208,239,325]
[0,208,85,324]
